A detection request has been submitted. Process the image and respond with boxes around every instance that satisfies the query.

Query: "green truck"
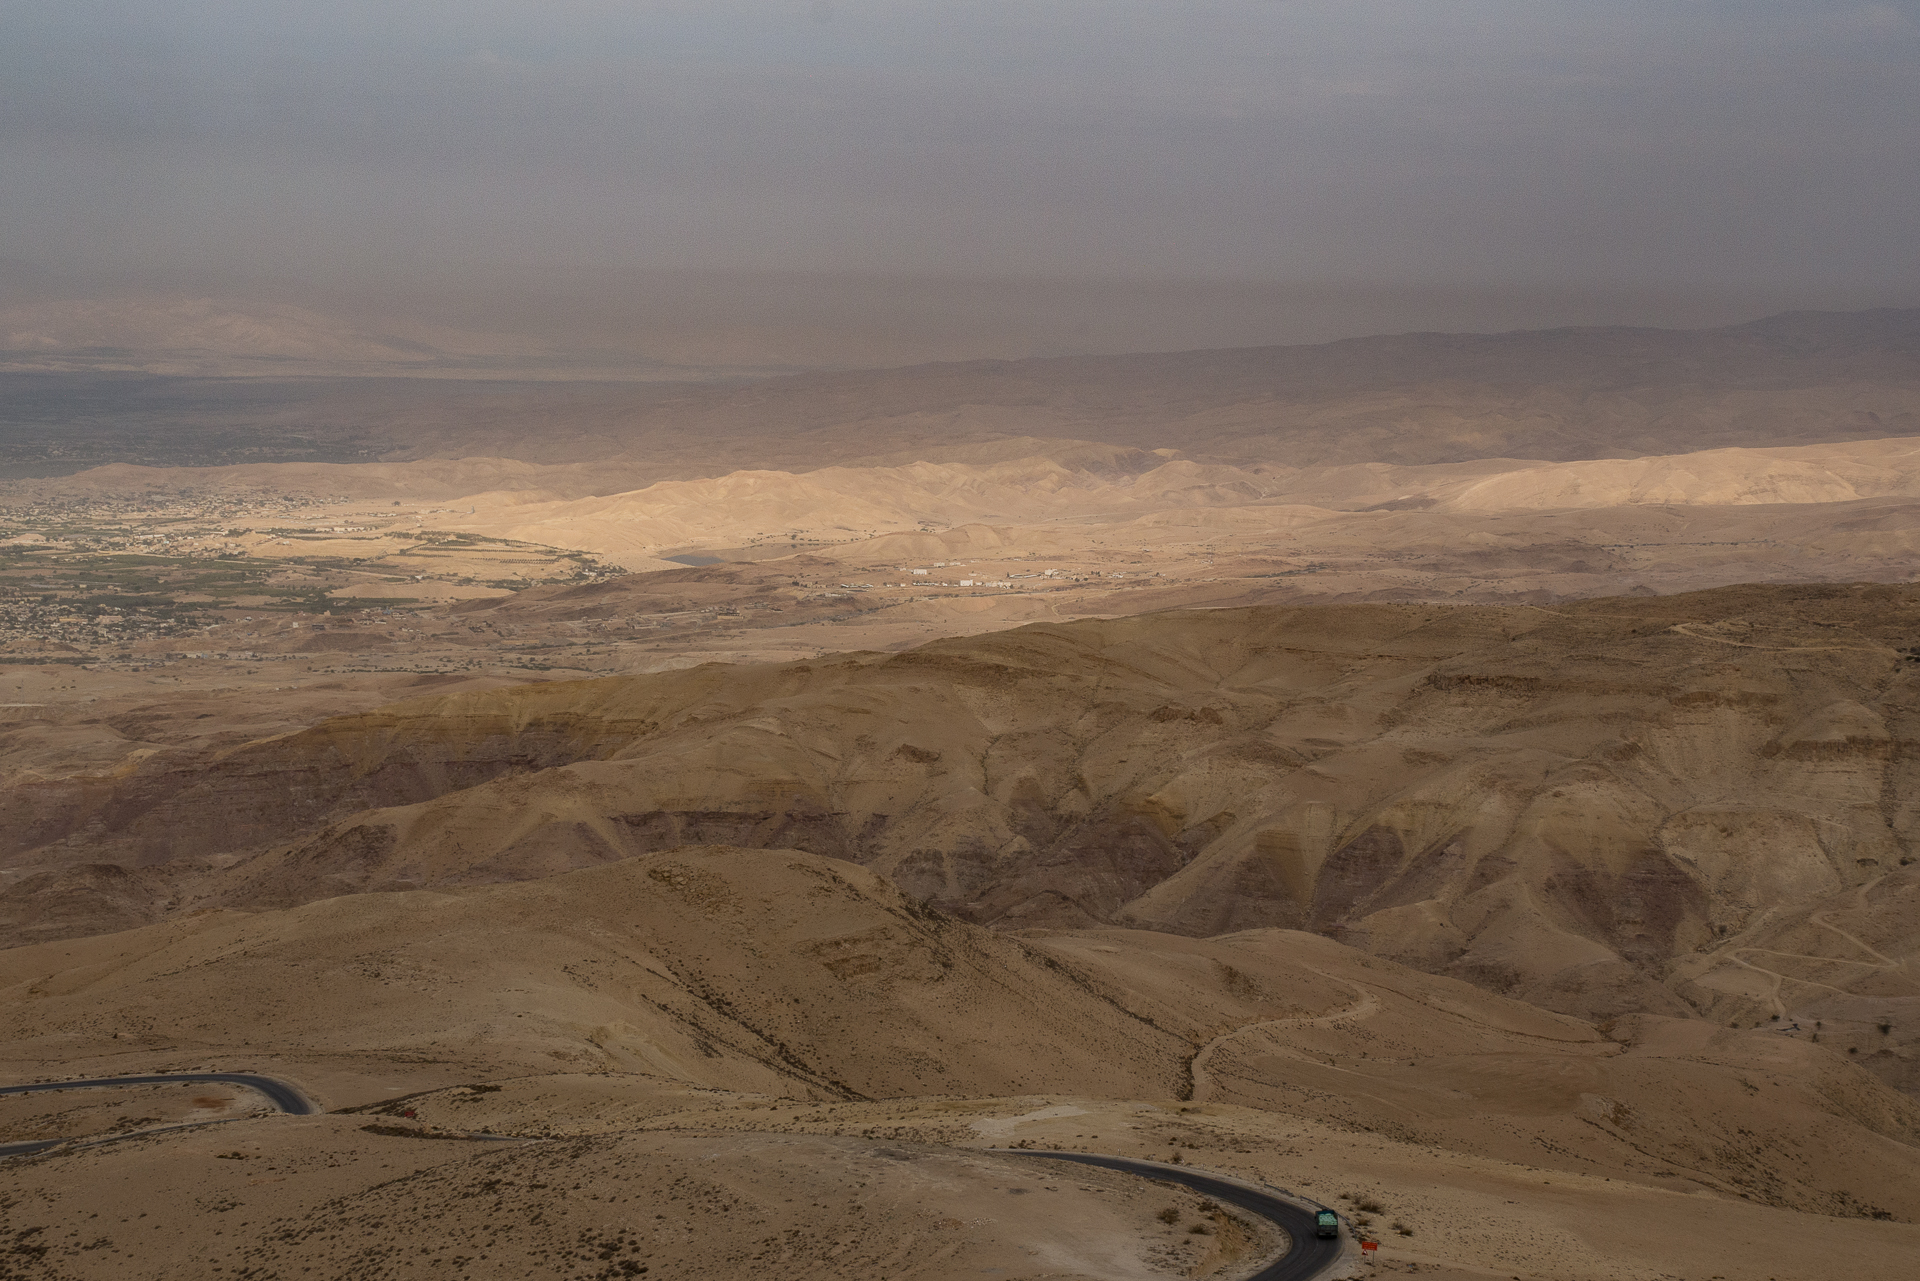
[1315,1209,1340,1238]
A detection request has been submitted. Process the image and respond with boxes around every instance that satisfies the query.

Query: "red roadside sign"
[1361,1240,1379,1252]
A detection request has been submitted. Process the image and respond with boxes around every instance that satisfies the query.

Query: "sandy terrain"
[9,1100,1919,1281]
[7,311,1920,1280]
[2,849,1915,1279]
[9,585,1916,1061]
[406,435,1920,571]
[23,433,1920,580]
[2,850,1914,1212]
[2,1121,1270,1281]
[0,1081,270,1145]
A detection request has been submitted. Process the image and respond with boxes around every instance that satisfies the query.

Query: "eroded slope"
[4,847,1916,1226]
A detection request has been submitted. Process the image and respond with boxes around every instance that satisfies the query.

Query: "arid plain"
[5,308,1920,1280]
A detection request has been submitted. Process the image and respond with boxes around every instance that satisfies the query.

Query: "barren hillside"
[5,585,1916,1098]
[5,848,1915,1229]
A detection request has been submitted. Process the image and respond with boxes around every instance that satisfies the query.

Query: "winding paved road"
[7,1081,1348,1278]
[992,1149,1348,1281]
[0,1073,317,1158]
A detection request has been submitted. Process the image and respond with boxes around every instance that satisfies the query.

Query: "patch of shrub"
[358,1124,479,1141]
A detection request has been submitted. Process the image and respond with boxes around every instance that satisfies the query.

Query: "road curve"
[0,1073,318,1159]
[991,1150,1348,1281]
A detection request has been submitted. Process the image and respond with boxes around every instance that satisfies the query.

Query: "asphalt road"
[993,1150,1348,1281]
[3,1086,1347,1280]
[0,1073,318,1158]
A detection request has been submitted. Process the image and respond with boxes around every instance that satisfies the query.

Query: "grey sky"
[2,2,1916,357]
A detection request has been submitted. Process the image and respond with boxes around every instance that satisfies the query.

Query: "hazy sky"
[3,1,1917,357]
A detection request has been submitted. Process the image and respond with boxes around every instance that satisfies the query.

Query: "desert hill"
[17,433,1920,628]
[418,432,1920,573]
[9,310,1919,651]
[6,310,1917,490]
[194,305,1920,469]
[606,307,1920,471]
[0,850,1195,1103]
[0,297,527,378]
[4,847,1916,1229]
[0,296,741,382]
[6,584,1917,1095]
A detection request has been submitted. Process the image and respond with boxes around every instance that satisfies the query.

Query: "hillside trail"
[1667,622,1883,653]
[1187,980,1381,1104]
[1184,954,1646,1104]
[1810,879,1909,973]
[1722,952,1852,1016]
[1714,878,1917,1016]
